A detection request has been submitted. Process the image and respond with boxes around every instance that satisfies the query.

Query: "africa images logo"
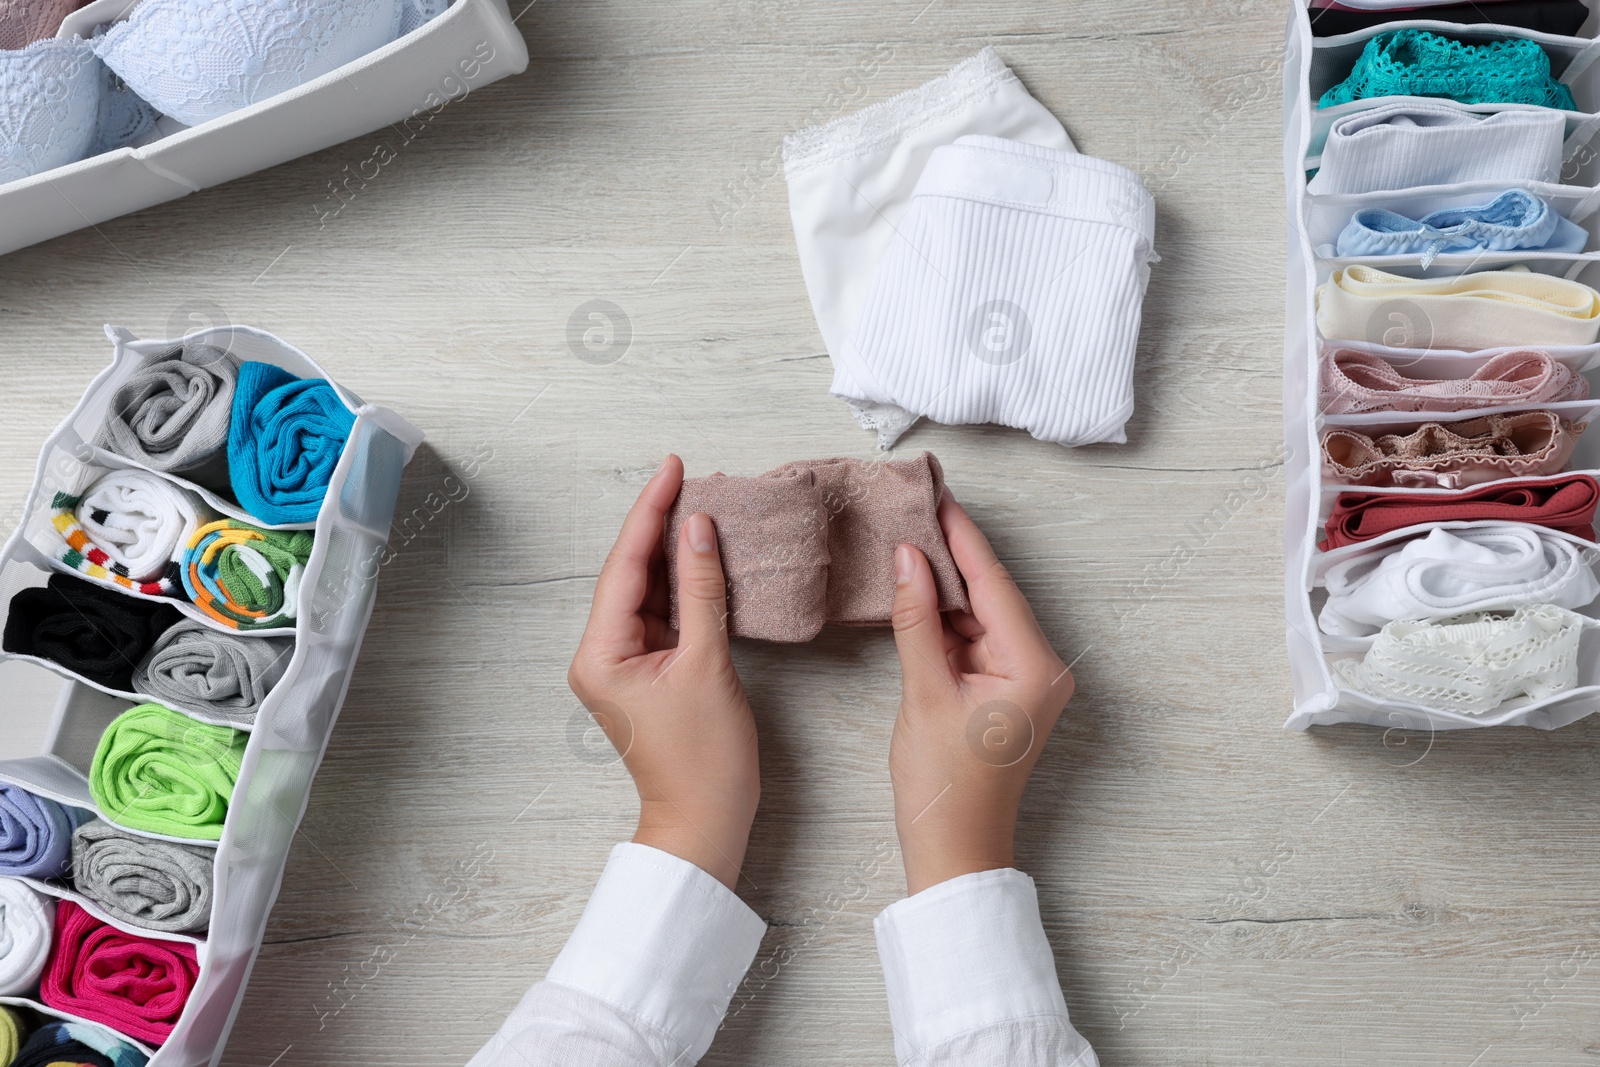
[965,299,1033,366]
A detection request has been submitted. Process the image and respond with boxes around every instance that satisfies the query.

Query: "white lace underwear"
[1319,525,1600,637]
[92,0,448,127]
[1332,604,1587,715]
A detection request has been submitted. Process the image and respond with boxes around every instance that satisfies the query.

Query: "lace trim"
[1319,348,1586,415]
[847,401,919,451]
[783,47,1017,173]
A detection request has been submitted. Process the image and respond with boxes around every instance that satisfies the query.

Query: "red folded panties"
[1323,474,1600,549]
[666,452,969,642]
[40,899,200,1045]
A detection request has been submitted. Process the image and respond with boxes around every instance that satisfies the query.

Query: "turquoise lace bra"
[1319,30,1577,111]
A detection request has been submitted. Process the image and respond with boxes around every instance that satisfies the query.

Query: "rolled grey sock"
[71,819,214,934]
[133,619,293,726]
[98,345,239,485]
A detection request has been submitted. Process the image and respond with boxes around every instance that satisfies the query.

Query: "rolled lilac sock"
[0,784,90,880]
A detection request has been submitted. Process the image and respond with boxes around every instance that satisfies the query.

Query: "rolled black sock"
[3,573,182,691]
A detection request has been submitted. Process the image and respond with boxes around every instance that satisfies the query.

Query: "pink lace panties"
[1323,410,1585,488]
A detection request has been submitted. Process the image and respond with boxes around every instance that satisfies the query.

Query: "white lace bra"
[93,0,443,127]
[1,0,448,183]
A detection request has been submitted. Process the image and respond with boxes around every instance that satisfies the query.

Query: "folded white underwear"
[783,48,1073,447]
[1319,525,1600,637]
[1307,103,1567,196]
[837,135,1156,447]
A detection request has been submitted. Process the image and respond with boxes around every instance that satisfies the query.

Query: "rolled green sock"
[0,1004,23,1063]
[180,519,312,631]
[89,703,247,840]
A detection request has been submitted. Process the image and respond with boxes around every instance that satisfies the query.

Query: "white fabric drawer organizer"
[1282,5,1600,730]
[0,325,422,1063]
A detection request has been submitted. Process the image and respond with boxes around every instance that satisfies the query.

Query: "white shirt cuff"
[875,868,1070,1061]
[545,842,767,1062]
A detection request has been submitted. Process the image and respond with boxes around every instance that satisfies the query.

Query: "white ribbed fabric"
[1333,604,1588,714]
[1319,526,1600,637]
[784,48,1072,446]
[836,135,1156,447]
[1307,103,1566,196]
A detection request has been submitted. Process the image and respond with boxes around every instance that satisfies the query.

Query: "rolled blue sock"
[0,782,91,879]
[227,361,355,524]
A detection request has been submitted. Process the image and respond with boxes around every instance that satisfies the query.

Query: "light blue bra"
[1,0,448,184]
[0,37,154,183]
[94,0,448,128]
[1333,189,1588,266]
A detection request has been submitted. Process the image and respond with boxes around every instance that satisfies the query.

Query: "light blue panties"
[1334,189,1588,266]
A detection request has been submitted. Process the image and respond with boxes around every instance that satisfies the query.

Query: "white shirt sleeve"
[467,842,768,1067]
[874,868,1098,1067]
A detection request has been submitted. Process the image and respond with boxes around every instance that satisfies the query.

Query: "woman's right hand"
[886,492,1075,895]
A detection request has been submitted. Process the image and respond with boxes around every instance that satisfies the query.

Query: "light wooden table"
[3,1,1599,1063]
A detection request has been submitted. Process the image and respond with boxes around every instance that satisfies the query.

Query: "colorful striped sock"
[179,519,312,631]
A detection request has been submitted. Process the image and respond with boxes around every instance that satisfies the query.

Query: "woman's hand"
[888,493,1074,895]
[567,455,759,890]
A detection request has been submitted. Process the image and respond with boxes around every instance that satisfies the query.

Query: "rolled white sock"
[837,135,1156,447]
[784,47,1072,446]
[0,877,53,996]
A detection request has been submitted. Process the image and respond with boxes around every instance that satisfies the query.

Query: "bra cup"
[94,0,407,126]
[398,0,447,36]
[0,38,106,182]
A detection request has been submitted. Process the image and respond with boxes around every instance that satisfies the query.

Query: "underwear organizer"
[0,325,422,1061]
[1283,8,1600,730]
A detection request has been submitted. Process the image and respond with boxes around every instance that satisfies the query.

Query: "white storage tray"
[0,0,529,257]
[1282,3,1600,730]
[0,324,423,1063]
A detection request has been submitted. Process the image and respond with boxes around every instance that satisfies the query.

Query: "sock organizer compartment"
[0,325,420,1062]
[1283,1,1600,729]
